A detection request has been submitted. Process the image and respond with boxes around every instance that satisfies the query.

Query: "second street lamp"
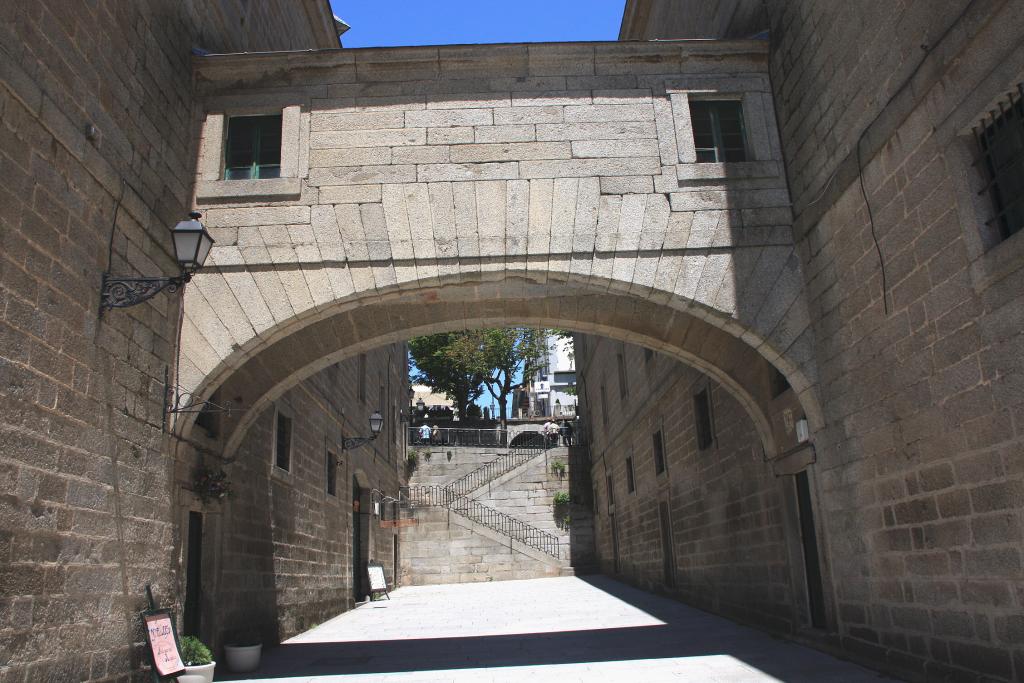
[342,411,384,451]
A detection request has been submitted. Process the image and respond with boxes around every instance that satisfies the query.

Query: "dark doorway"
[795,470,827,629]
[183,511,203,636]
[659,501,675,588]
[352,477,367,602]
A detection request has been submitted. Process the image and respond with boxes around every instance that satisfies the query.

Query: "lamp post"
[100,212,215,311]
[341,411,384,451]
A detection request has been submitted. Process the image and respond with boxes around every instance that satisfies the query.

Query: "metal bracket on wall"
[162,367,231,432]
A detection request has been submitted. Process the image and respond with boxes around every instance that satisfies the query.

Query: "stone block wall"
[203,342,407,647]
[182,39,815,447]
[400,507,564,585]
[0,1,335,680]
[762,2,1024,680]
[576,333,802,634]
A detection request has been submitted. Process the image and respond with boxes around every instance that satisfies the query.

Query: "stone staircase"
[399,443,591,584]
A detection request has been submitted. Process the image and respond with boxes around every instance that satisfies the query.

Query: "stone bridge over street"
[181,40,815,462]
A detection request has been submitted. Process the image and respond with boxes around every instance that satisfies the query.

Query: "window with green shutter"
[225,115,282,180]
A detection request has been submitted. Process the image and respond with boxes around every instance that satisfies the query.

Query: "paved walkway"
[220,576,896,682]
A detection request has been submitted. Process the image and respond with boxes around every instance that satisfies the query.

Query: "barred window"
[689,100,747,163]
[694,388,714,450]
[652,429,665,475]
[975,86,1024,242]
[275,412,292,471]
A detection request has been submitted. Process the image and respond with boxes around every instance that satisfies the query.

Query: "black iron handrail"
[402,485,561,558]
[444,446,546,498]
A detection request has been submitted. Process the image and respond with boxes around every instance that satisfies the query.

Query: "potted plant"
[179,635,215,683]
[551,460,567,478]
[224,630,262,673]
[193,464,231,504]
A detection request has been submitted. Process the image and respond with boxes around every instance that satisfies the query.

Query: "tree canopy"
[407,328,554,425]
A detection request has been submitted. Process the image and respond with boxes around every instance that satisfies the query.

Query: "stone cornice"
[192,40,769,90]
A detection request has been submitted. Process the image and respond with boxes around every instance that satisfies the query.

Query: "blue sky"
[330,1,625,48]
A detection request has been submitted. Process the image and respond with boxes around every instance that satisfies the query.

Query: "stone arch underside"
[177,271,821,461]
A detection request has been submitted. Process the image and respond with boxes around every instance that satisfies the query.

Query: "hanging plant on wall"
[193,464,232,504]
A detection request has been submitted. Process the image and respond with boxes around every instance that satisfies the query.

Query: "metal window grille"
[689,100,748,163]
[652,429,665,475]
[326,450,337,496]
[225,115,282,180]
[974,85,1024,242]
[694,388,714,450]
[275,412,292,471]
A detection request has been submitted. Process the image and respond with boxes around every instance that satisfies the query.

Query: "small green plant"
[423,450,432,461]
[406,449,419,469]
[179,635,213,666]
[446,450,453,461]
[562,514,572,527]
[551,460,567,477]
[552,490,570,507]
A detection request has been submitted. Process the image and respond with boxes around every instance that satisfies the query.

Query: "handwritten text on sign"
[144,612,185,676]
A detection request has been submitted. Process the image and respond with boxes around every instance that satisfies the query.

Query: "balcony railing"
[407,426,508,448]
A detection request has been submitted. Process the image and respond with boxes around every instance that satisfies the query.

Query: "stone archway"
[174,272,820,464]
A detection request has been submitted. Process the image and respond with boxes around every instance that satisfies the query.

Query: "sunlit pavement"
[219,576,896,682]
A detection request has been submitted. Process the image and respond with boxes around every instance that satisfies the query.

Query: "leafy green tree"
[407,333,486,420]
[472,328,548,426]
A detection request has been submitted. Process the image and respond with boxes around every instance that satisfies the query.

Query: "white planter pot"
[184,661,216,683]
[175,675,206,683]
[224,643,262,672]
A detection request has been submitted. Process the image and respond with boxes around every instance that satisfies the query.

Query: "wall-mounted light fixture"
[342,411,384,451]
[100,212,215,311]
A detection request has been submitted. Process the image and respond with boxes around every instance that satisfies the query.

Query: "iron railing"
[444,445,546,498]
[407,427,508,447]
[403,484,561,558]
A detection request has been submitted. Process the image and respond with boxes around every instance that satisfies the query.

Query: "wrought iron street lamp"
[100,212,215,311]
[342,411,384,451]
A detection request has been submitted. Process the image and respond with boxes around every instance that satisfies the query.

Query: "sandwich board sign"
[367,561,390,600]
[142,609,186,679]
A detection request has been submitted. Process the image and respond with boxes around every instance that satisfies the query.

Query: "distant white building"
[514,335,576,418]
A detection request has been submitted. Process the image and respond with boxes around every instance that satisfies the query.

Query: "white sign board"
[367,564,388,592]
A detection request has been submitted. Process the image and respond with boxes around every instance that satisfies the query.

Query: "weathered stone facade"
[193,343,407,649]
[182,40,815,488]
[0,1,339,680]
[623,2,1024,681]
[3,0,1022,681]
[577,335,805,634]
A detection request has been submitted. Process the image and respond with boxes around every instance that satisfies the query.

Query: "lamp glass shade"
[172,217,215,269]
[368,411,384,434]
[416,398,425,410]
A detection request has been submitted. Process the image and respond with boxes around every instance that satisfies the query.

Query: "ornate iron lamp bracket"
[341,434,379,451]
[162,368,231,431]
[100,272,190,312]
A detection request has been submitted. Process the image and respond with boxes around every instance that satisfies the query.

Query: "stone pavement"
[219,576,896,682]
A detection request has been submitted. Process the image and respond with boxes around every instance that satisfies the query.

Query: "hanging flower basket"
[193,465,232,504]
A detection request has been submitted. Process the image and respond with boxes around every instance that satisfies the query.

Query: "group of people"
[416,423,440,445]
[542,419,574,447]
